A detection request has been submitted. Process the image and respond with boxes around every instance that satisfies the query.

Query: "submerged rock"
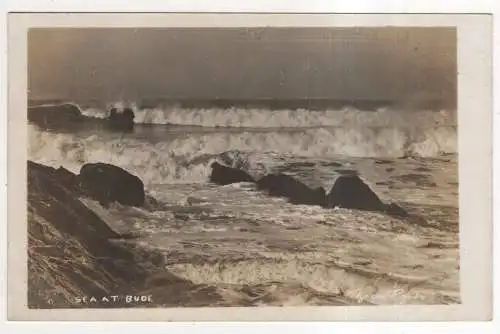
[256,173,326,206]
[209,161,255,185]
[78,163,145,207]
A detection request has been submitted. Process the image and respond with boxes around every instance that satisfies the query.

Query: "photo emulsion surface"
[26,27,459,308]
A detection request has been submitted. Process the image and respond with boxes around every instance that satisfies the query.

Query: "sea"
[28,98,460,306]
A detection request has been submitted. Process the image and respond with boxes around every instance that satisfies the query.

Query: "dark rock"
[29,161,165,308]
[256,173,326,206]
[325,175,385,212]
[107,107,135,132]
[28,162,79,193]
[54,166,79,192]
[28,161,122,241]
[28,160,142,308]
[209,161,255,185]
[28,160,58,176]
[78,163,145,207]
[28,103,84,129]
[383,203,410,218]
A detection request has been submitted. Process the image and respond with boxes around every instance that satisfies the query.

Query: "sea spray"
[29,122,456,185]
[77,101,456,128]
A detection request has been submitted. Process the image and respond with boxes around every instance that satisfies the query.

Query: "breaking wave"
[79,101,456,128]
[28,121,456,185]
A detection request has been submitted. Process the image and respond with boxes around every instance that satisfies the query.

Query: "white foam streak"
[80,107,108,119]
[81,103,456,128]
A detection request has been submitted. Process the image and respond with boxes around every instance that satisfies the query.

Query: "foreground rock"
[106,107,135,132]
[28,103,84,129]
[28,161,145,307]
[28,160,224,308]
[54,166,80,193]
[257,173,326,206]
[78,163,145,207]
[209,161,255,185]
[28,161,119,240]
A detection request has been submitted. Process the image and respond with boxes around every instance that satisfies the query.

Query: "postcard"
[7,13,493,321]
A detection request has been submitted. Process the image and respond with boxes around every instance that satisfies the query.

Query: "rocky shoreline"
[27,158,417,308]
[27,161,222,308]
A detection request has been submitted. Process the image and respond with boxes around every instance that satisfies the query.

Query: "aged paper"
[7,13,492,321]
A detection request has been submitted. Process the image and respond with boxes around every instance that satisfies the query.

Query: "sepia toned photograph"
[7,13,493,321]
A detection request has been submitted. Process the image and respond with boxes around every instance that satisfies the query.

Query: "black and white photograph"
[6,13,493,321]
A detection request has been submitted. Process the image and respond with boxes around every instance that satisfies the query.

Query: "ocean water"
[28,101,460,306]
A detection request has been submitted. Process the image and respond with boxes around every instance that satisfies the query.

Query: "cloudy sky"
[28,27,456,103]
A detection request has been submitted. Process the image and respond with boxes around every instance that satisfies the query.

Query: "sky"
[28,27,456,103]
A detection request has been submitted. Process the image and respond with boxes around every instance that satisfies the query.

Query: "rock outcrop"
[325,174,409,217]
[325,175,386,212]
[27,160,223,308]
[27,161,150,308]
[209,161,255,186]
[78,163,145,207]
[256,173,326,206]
[107,108,135,132]
[28,103,84,129]
[206,162,410,216]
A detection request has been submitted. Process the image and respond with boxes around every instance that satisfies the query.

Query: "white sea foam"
[28,121,456,185]
[166,258,457,305]
[79,101,456,128]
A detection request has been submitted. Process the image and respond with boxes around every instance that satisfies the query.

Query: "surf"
[84,103,455,128]
[28,120,457,186]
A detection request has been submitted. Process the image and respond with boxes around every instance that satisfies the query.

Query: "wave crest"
[79,101,456,128]
[29,123,456,185]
